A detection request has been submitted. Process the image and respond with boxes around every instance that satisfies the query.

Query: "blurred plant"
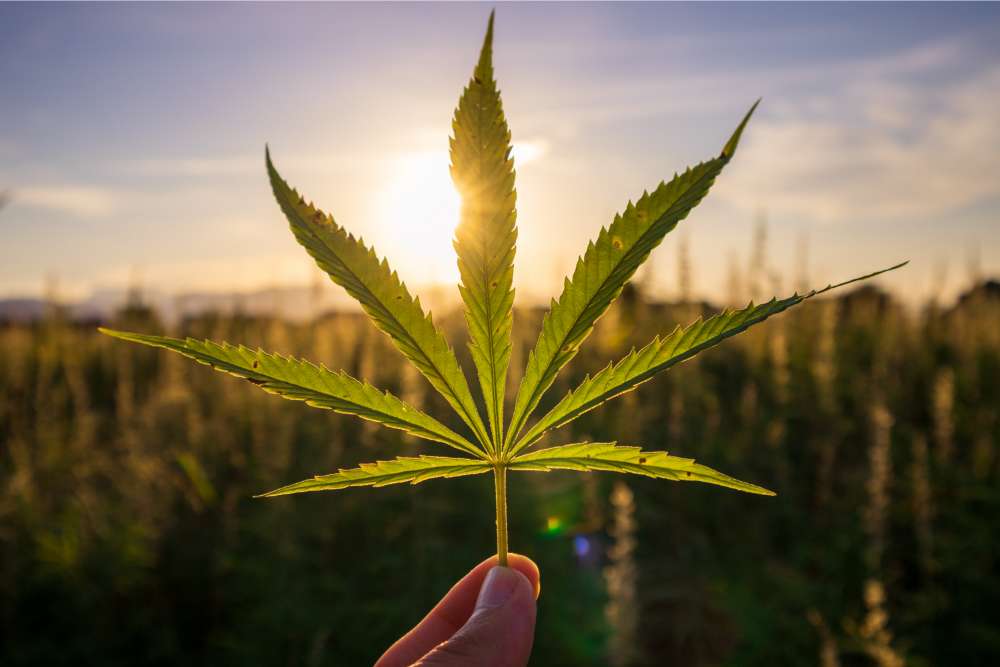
[100,13,905,568]
[605,480,639,666]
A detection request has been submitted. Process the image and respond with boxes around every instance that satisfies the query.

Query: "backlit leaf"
[258,455,491,497]
[267,151,491,449]
[451,11,518,452]
[503,102,759,451]
[511,263,907,454]
[511,442,774,495]
[99,329,483,457]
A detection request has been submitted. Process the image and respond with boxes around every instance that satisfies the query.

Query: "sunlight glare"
[375,141,547,286]
[377,150,461,285]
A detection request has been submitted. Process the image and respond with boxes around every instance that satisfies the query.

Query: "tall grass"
[1,281,998,665]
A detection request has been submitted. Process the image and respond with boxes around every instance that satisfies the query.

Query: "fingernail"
[476,567,522,609]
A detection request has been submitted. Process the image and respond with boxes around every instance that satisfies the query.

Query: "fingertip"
[475,566,532,610]
[379,556,539,666]
[419,562,538,667]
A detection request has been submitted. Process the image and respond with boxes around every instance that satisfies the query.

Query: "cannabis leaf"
[503,102,757,451]
[510,442,774,496]
[451,13,517,454]
[510,262,907,455]
[259,455,491,497]
[266,151,491,450]
[98,330,480,456]
[102,12,906,567]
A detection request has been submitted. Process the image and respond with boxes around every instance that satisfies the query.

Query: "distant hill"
[2,278,997,326]
[0,281,464,325]
[0,298,47,323]
[0,285,352,325]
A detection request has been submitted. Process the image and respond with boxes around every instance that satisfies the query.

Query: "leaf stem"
[493,465,509,566]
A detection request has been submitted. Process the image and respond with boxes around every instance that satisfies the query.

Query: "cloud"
[92,252,316,294]
[123,152,391,179]
[13,185,119,218]
[718,57,1000,224]
[127,156,260,177]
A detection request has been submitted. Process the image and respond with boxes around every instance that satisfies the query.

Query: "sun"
[377,150,462,285]
[374,142,545,288]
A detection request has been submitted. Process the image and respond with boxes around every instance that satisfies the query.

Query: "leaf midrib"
[475,81,505,453]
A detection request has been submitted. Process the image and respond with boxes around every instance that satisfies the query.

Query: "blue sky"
[2,2,999,305]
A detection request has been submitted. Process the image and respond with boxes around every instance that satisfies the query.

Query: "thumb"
[416,566,537,667]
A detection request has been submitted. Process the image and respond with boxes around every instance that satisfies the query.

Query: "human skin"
[376,554,540,667]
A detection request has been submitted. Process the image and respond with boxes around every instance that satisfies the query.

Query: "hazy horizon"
[3,2,999,307]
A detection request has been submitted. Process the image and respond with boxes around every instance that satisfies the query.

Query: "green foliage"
[101,13,904,565]
[512,263,906,454]
[97,329,479,456]
[266,150,490,449]
[5,287,999,665]
[504,102,758,451]
[510,443,775,495]
[450,13,518,453]
[259,455,491,496]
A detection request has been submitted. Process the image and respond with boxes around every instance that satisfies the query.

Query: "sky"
[2,2,999,307]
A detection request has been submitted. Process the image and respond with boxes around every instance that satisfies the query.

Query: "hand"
[376,554,540,667]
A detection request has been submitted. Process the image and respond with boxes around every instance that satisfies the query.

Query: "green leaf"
[266,151,491,449]
[503,102,759,452]
[258,455,491,497]
[99,329,483,457]
[451,11,517,452]
[511,262,907,454]
[510,442,774,496]
[512,297,801,453]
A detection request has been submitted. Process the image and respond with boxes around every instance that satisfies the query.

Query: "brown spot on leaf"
[611,237,623,250]
[638,457,646,464]
[686,472,692,477]
[252,360,259,369]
